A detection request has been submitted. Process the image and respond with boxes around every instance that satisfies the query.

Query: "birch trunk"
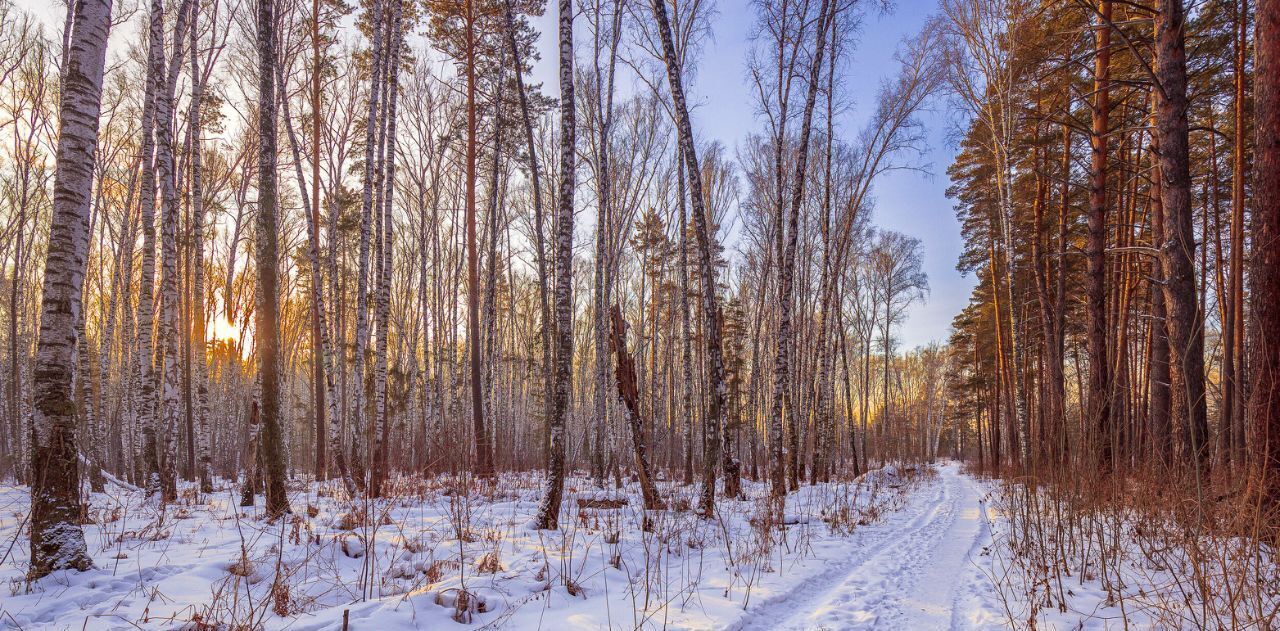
[372,0,402,497]
[589,0,623,486]
[156,0,194,501]
[188,0,212,494]
[676,149,695,486]
[354,0,385,492]
[533,0,575,530]
[769,0,833,493]
[651,0,729,517]
[138,0,164,500]
[502,0,553,463]
[29,0,113,579]
[480,35,505,480]
[277,43,358,498]
[100,166,137,479]
[309,0,327,482]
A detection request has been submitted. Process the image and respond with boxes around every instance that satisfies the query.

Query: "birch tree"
[650,0,729,517]
[156,0,193,501]
[354,0,385,491]
[189,0,213,493]
[29,0,113,579]
[137,0,164,501]
[767,0,833,493]
[532,0,574,530]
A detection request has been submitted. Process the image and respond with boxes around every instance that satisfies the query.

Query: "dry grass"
[982,465,1280,629]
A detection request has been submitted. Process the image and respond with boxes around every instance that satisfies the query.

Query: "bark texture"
[1088,0,1113,471]
[257,0,291,518]
[29,0,114,580]
[609,306,664,511]
[651,0,729,517]
[533,0,575,530]
[1154,0,1209,467]
[1252,0,1280,509]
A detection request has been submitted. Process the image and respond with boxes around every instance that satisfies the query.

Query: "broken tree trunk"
[609,305,665,512]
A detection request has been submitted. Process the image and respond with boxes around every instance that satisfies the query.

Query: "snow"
[977,478,1280,629]
[729,463,1005,631]
[6,463,1260,629]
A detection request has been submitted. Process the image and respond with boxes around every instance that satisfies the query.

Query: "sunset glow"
[209,315,240,344]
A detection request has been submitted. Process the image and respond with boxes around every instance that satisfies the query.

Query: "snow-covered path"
[733,463,1000,631]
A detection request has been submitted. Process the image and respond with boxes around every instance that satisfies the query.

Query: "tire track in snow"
[731,464,991,631]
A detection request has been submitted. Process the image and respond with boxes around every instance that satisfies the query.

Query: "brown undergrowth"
[978,462,1280,629]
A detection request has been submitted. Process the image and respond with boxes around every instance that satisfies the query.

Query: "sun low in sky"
[208,315,251,359]
[208,315,239,343]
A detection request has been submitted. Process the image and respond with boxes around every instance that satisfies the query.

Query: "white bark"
[188,0,212,493]
[136,0,164,500]
[354,0,386,490]
[29,0,114,578]
[533,0,575,530]
[155,0,194,500]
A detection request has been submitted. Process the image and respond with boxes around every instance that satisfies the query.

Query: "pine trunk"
[1251,0,1280,509]
[1225,0,1249,466]
[1154,0,1209,468]
[1088,0,1113,472]
[1147,121,1173,465]
[464,0,495,481]
[257,0,291,518]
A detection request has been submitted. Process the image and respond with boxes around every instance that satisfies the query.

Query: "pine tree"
[1087,0,1114,471]
[256,0,291,518]
[1252,0,1280,510]
[1154,0,1210,468]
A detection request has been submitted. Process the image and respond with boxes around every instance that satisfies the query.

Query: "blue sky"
[526,0,973,350]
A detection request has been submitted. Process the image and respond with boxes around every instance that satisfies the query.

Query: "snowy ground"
[5,462,1255,629]
[979,479,1280,630]
[731,463,1005,631]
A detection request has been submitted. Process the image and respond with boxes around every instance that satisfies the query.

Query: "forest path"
[732,463,998,631]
